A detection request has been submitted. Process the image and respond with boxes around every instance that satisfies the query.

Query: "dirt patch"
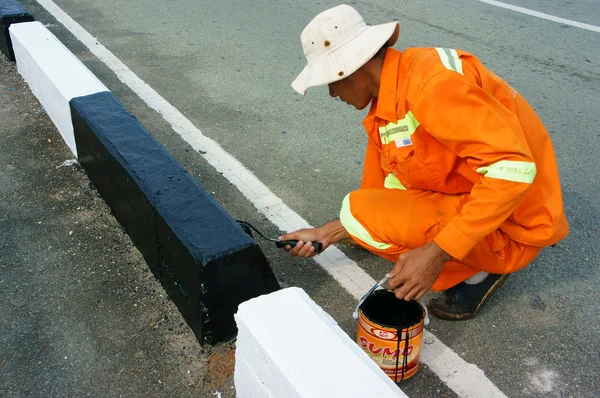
[202,342,237,397]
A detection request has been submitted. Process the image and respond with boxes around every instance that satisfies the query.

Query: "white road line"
[478,0,600,33]
[36,0,506,396]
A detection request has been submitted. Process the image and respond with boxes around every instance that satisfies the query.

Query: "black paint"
[361,290,423,328]
[0,0,34,61]
[70,91,280,344]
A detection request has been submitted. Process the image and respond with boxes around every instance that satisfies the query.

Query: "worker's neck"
[361,57,384,99]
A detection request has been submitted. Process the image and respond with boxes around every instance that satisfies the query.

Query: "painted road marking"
[36,0,506,396]
[478,0,600,33]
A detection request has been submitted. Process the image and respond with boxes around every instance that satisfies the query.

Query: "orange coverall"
[339,48,569,291]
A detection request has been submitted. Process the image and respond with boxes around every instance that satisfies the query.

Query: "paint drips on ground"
[361,290,423,328]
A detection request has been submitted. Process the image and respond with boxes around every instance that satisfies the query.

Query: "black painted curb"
[0,0,34,61]
[70,91,280,345]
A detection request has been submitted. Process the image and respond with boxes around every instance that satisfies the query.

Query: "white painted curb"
[234,287,408,398]
[9,21,108,156]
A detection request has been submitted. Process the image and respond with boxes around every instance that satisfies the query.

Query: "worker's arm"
[415,70,536,260]
[279,219,349,257]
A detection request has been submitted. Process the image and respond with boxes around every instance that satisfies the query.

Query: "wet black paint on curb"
[0,0,34,61]
[70,91,280,344]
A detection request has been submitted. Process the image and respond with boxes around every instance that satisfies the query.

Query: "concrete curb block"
[0,0,33,61]
[69,91,280,344]
[9,21,108,156]
[234,288,407,397]
[6,8,280,345]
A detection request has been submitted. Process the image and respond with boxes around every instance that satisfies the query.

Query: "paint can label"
[356,309,424,380]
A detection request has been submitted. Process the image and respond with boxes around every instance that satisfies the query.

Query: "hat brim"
[292,21,400,95]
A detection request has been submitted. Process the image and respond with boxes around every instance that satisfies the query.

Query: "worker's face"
[328,71,372,110]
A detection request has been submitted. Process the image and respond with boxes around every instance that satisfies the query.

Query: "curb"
[71,91,280,344]
[9,20,108,156]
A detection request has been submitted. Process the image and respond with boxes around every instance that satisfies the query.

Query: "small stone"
[530,295,546,311]
[9,299,26,308]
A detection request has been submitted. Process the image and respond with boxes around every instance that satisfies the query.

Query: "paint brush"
[236,220,323,253]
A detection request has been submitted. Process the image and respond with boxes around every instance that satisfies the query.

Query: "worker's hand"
[385,241,452,301]
[279,227,329,258]
[279,219,350,258]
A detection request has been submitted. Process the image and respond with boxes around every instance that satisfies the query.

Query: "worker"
[280,4,569,320]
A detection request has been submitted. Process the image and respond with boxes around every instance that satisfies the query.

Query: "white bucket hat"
[292,4,400,95]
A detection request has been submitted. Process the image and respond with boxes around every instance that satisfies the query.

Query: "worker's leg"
[339,189,469,270]
[339,189,541,316]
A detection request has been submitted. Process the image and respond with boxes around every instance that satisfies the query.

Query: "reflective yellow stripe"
[378,111,420,145]
[476,160,537,183]
[384,173,407,190]
[435,48,463,75]
[339,194,393,250]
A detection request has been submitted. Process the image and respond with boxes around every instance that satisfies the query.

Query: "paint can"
[356,290,425,381]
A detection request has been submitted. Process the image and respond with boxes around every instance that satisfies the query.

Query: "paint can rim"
[359,289,425,329]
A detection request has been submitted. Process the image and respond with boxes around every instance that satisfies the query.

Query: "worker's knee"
[339,189,385,230]
[339,190,393,250]
[339,191,364,231]
[340,190,368,216]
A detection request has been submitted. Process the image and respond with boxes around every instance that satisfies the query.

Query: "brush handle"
[275,240,323,253]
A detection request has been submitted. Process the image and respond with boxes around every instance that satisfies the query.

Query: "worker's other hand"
[279,227,329,258]
[385,241,451,301]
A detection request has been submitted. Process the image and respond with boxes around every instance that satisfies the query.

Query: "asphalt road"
[15,0,600,397]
